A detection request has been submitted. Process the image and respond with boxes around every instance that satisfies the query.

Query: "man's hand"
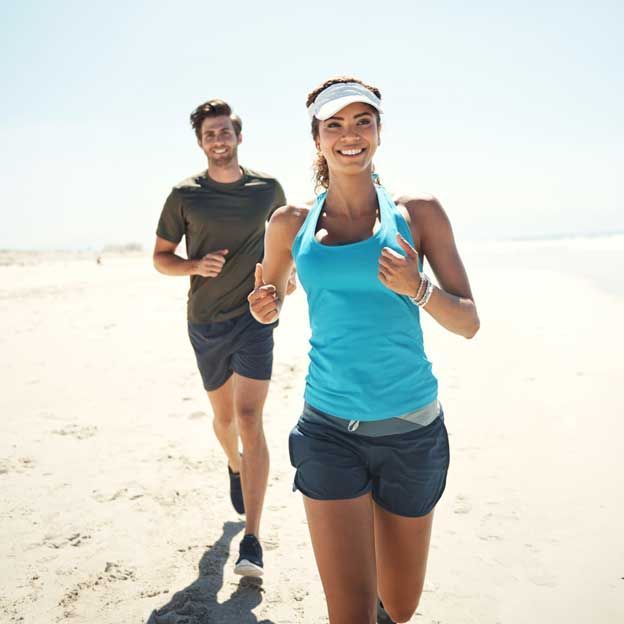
[192,249,229,278]
[378,234,422,297]
[248,264,280,324]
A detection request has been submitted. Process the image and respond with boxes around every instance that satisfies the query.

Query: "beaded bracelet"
[409,274,434,308]
[417,279,434,307]
[412,274,427,302]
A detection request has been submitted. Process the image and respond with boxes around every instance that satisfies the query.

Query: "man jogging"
[153,99,289,577]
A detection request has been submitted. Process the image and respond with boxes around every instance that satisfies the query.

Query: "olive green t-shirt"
[156,167,286,323]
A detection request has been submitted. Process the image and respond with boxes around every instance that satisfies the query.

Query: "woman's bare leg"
[374,504,434,623]
[303,493,378,624]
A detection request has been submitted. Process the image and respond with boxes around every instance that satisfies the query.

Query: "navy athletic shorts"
[187,310,275,391]
[288,402,450,517]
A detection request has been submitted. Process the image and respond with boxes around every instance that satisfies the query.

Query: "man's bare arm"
[153,236,228,278]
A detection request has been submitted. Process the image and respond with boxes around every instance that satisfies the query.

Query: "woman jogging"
[249,77,479,624]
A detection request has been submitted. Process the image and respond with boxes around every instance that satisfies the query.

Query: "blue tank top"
[292,184,438,421]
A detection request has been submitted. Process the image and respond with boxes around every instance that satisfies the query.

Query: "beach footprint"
[262,535,279,552]
[0,459,10,475]
[0,457,36,475]
[453,494,472,514]
[529,571,557,588]
[42,532,92,549]
[92,483,146,503]
[59,562,136,618]
[104,561,136,581]
[51,423,97,440]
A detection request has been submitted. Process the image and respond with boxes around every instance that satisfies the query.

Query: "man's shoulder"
[243,167,282,187]
[171,172,205,191]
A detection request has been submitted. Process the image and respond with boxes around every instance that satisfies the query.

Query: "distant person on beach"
[153,99,292,578]
[249,78,479,623]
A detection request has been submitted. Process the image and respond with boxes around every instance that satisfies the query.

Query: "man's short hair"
[190,99,242,139]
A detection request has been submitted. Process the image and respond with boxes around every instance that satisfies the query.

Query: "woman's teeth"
[339,148,364,156]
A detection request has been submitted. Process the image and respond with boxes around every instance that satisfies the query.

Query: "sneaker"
[228,464,245,515]
[234,534,264,577]
[377,598,396,624]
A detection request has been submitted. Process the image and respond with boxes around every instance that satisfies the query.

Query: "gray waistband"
[300,400,441,437]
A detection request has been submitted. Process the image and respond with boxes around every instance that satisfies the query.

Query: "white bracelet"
[409,274,429,306]
[417,279,434,307]
[412,274,426,302]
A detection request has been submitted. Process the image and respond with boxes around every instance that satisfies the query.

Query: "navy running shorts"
[288,403,450,517]
[187,310,275,392]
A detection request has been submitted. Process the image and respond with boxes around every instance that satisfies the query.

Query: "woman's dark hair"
[190,99,242,140]
[306,77,382,191]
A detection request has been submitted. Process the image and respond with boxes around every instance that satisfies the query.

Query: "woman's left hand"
[378,234,422,297]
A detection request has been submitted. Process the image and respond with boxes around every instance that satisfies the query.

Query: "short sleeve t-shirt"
[157,167,286,323]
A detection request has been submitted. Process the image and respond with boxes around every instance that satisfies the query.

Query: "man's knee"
[236,406,263,438]
[213,408,235,428]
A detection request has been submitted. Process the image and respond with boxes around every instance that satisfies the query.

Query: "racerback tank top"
[292,184,438,421]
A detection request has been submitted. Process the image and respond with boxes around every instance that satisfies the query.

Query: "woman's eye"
[358,118,371,125]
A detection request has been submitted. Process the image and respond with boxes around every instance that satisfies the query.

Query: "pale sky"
[1,1,622,249]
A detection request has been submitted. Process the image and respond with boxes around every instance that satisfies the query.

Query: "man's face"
[198,116,242,167]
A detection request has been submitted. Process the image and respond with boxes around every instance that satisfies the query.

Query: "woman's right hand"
[248,263,280,324]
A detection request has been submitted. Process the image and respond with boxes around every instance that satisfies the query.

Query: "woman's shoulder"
[267,203,312,245]
[270,203,310,228]
[393,193,449,228]
[394,193,442,215]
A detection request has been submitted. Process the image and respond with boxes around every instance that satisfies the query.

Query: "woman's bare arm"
[248,205,307,324]
[379,196,479,339]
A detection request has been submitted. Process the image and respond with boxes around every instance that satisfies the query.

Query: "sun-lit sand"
[1,239,622,623]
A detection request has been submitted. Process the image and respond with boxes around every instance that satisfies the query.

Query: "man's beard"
[208,146,237,168]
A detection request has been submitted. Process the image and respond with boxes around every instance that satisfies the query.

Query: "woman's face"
[316,101,380,179]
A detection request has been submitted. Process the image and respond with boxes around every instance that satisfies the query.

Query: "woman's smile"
[337,147,366,156]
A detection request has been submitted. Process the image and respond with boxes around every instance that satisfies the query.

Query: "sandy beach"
[1,238,623,623]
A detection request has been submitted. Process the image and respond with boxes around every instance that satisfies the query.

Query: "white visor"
[307,82,383,121]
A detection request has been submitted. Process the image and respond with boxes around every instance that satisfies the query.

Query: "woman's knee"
[382,595,421,624]
[329,605,376,624]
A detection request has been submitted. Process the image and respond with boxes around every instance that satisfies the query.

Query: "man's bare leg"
[232,373,270,537]
[207,376,241,473]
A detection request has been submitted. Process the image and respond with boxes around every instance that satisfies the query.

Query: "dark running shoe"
[234,534,264,577]
[228,464,245,515]
[377,598,396,624]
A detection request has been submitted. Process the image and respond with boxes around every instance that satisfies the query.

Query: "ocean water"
[461,234,624,298]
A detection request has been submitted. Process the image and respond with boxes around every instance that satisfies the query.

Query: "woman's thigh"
[303,493,378,624]
[374,504,434,623]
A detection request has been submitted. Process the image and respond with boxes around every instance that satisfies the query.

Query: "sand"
[1,241,623,623]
